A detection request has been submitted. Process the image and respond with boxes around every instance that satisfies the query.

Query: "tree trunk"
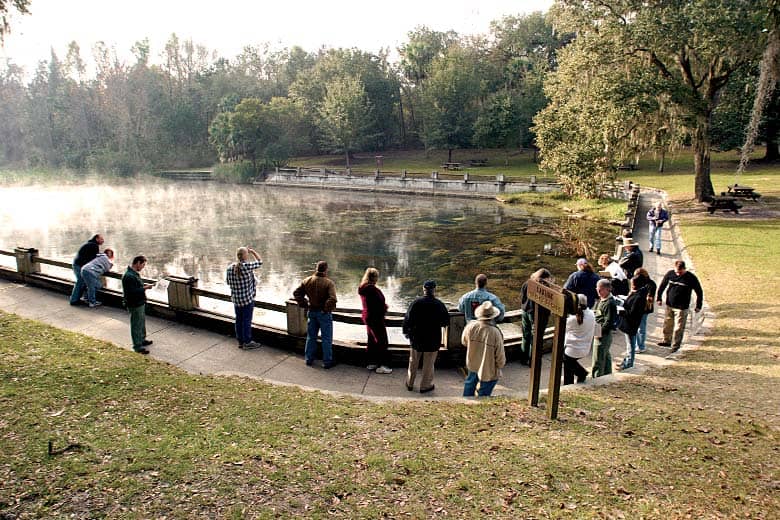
[764,109,780,161]
[693,114,715,202]
[658,149,665,173]
[345,149,351,169]
[447,148,453,162]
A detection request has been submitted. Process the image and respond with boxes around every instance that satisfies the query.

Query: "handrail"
[0,249,14,257]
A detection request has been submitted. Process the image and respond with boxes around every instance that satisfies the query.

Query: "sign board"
[526,279,566,316]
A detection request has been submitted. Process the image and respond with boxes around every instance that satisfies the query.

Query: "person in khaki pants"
[402,280,449,393]
[656,260,703,352]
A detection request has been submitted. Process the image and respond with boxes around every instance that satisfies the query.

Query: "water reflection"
[0,179,616,330]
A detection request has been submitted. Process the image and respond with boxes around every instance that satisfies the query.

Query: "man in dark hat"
[402,280,450,393]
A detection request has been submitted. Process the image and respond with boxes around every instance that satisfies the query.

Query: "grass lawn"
[1,151,779,518]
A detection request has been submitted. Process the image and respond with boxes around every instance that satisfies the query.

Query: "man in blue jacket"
[646,201,670,254]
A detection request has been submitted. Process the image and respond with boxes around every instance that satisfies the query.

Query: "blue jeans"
[463,371,498,397]
[634,313,649,352]
[81,269,101,305]
[620,332,637,368]
[69,264,86,304]
[234,304,254,345]
[305,310,333,364]
[648,224,662,251]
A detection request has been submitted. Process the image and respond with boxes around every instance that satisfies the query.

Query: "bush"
[86,150,141,176]
[212,161,259,184]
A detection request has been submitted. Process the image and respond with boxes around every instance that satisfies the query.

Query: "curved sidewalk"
[0,191,708,401]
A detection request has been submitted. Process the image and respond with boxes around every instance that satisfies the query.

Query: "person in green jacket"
[122,255,154,354]
[591,278,618,378]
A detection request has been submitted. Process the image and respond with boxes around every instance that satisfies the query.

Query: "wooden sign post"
[526,279,577,419]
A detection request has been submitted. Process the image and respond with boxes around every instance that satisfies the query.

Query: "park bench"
[469,158,488,167]
[727,184,761,201]
[616,163,637,171]
[707,195,743,214]
[441,162,461,171]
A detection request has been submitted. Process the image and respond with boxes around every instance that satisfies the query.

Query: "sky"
[1,0,554,76]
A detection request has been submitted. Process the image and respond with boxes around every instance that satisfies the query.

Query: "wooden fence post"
[166,275,199,311]
[14,247,40,277]
[286,299,308,337]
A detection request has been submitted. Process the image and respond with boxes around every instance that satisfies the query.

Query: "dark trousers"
[563,353,588,384]
[234,303,254,345]
[365,320,390,367]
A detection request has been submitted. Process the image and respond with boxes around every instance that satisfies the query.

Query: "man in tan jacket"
[461,301,506,397]
[293,261,338,368]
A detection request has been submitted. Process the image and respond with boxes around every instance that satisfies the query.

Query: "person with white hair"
[81,247,114,308]
[461,301,506,397]
[646,201,670,255]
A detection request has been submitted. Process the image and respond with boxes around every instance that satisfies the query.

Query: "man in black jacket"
[122,255,154,354]
[656,260,704,352]
[69,233,103,305]
[403,280,450,393]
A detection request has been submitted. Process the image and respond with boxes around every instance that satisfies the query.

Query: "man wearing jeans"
[122,255,154,354]
[656,260,703,352]
[646,201,669,255]
[69,234,103,305]
[461,301,505,397]
[293,261,338,368]
[225,246,263,350]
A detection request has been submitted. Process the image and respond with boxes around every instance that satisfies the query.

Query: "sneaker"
[375,366,393,374]
[323,361,336,369]
[577,372,588,383]
[657,341,671,347]
[637,348,647,353]
[366,364,379,370]
[242,341,262,350]
[141,339,153,346]
[670,345,681,353]
[305,359,314,367]
[420,385,435,393]
[88,302,102,308]
[656,250,661,255]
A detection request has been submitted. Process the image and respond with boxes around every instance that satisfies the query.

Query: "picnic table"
[469,158,488,167]
[707,195,743,214]
[617,163,637,171]
[441,162,462,171]
[727,184,761,201]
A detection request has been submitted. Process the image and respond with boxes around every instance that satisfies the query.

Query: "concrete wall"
[260,169,559,198]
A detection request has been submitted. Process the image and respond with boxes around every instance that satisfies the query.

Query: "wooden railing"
[0,247,544,351]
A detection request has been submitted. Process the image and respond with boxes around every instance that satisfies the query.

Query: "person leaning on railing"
[69,233,104,306]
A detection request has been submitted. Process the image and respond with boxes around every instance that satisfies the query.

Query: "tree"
[316,76,374,168]
[549,0,766,201]
[419,43,483,161]
[0,0,30,42]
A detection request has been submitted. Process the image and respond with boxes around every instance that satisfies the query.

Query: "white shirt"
[564,309,596,359]
[604,261,627,281]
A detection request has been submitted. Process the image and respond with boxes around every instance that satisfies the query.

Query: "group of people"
[69,234,155,354]
[72,197,700,395]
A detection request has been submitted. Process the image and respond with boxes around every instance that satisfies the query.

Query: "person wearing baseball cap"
[402,280,449,393]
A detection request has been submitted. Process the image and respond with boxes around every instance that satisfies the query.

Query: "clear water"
[0,178,616,338]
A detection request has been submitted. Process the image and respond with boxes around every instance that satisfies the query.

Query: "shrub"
[212,161,259,184]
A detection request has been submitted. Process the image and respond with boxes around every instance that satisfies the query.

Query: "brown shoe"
[420,385,435,394]
[405,381,414,391]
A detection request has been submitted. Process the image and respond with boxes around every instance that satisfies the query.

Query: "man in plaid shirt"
[226,246,263,349]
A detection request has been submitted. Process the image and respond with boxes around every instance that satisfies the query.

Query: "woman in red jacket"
[358,267,392,374]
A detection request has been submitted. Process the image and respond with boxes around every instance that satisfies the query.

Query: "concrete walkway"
[0,191,708,401]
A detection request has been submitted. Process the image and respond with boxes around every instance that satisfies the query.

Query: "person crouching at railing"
[81,248,114,308]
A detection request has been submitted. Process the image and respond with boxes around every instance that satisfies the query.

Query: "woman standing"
[358,267,392,374]
[225,246,263,350]
[633,268,657,353]
[563,294,595,384]
[616,277,648,370]
[519,268,552,365]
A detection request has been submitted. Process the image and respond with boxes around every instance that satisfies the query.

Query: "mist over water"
[0,178,616,335]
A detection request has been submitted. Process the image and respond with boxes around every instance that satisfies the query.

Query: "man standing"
[403,280,449,393]
[293,261,338,368]
[461,301,506,397]
[457,273,505,323]
[69,234,104,305]
[122,255,154,354]
[226,246,263,350]
[646,201,670,255]
[563,258,601,308]
[591,279,618,378]
[656,260,704,352]
[519,268,552,366]
[618,238,643,279]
